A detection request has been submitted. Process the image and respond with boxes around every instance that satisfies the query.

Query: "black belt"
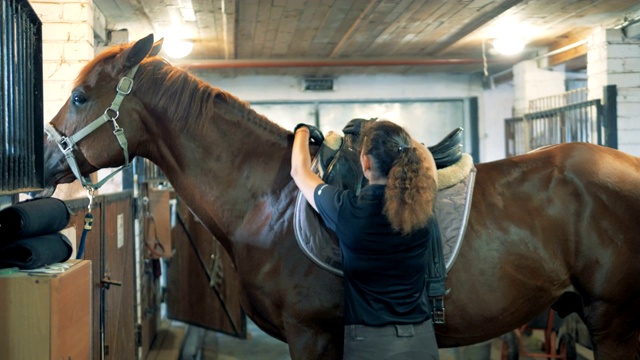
[347,319,433,339]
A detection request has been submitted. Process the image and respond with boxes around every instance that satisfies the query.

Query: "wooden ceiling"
[94,0,640,77]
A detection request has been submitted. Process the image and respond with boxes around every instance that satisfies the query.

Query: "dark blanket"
[0,233,73,269]
[0,197,70,241]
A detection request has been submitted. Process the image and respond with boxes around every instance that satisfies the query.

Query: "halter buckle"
[86,187,95,212]
[117,76,134,94]
[113,126,124,137]
[58,137,75,154]
[105,107,119,120]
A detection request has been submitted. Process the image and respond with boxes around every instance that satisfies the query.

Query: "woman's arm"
[290,127,324,211]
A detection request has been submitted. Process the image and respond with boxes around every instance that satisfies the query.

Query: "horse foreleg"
[283,318,343,360]
[583,302,640,360]
[589,330,640,360]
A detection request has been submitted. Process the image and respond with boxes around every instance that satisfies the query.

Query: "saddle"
[315,119,465,194]
[294,118,476,325]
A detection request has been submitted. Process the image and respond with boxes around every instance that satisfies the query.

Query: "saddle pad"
[0,197,70,241]
[0,233,73,270]
[294,154,476,276]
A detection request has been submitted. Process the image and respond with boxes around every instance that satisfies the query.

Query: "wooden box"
[0,260,91,360]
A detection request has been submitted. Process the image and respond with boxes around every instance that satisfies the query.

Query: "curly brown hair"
[360,120,438,235]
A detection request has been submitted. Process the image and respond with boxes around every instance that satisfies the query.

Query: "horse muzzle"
[43,135,79,187]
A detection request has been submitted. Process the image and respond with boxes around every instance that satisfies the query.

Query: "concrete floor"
[146,319,593,360]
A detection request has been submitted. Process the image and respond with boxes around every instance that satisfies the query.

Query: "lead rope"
[76,188,95,259]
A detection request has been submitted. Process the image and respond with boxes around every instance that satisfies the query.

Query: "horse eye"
[72,93,87,106]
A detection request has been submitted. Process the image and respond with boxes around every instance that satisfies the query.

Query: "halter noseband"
[45,64,140,191]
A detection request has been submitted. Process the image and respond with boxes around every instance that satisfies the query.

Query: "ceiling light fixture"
[492,35,526,56]
[178,0,196,22]
[163,39,194,59]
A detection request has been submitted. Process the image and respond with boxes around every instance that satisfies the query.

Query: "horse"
[41,34,640,359]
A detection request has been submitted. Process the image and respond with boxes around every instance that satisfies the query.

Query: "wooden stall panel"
[142,184,174,259]
[140,256,161,359]
[139,184,175,357]
[165,197,246,338]
[0,260,91,360]
[64,197,104,360]
[102,192,137,359]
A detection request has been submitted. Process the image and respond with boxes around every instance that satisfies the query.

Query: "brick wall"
[512,60,566,117]
[588,27,640,156]
[28,0,95,122]
[28,0,98,198]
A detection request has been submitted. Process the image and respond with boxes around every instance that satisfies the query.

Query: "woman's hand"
[291,124,324,211]
[294,123,324,145]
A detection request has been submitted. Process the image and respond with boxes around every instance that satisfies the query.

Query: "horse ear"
[149,38,164,57]
[119,34,155,69]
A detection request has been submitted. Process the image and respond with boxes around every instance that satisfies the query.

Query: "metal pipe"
[177,57,509,69]
[489,38,589,85]
[532,39,588,60]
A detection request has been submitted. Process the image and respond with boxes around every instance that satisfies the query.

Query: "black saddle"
[317,118,464,194]
[428,127,464,169]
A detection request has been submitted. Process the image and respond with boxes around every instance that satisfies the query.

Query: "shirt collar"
[360,184,385,199]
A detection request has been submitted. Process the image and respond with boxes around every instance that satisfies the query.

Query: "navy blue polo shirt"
[314,183,431,326]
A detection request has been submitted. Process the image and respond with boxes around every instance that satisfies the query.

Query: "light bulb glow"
[492,36,525,55]
[163,40,193,59]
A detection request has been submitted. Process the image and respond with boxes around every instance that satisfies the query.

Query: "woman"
[290,120,440,360]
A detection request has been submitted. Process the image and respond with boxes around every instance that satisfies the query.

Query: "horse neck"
[138,85,292,255]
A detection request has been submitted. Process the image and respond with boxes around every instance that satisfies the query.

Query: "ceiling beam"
[329,0,379,58]
[545,28,591,68]
[175,57,513,69]
[424,0,526,55]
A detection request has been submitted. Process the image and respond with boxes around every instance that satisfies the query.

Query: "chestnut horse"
[42,35,640,359]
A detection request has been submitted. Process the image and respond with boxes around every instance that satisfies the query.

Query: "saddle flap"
[295,157,476,277]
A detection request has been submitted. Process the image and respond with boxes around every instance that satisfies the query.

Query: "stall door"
[64,192,136,359]
[65,197,104,360]
[165,196,246,338]
[102,192,137,359]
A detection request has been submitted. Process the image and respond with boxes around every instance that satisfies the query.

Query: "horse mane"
[76,45,289,144]
[74,45,124,88]
[150,60,290,143]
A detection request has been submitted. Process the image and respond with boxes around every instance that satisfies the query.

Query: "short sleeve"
[313,183,347,232]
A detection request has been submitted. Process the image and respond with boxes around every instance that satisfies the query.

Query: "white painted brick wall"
[618,102,640,120]
[512,60,565,116]
[618,87,640,102]
[62,2,92,22]
[29,1,95,120]
[587,27,640,156]
[608,73,640,88]
[30,0,90,4]
[42,22,94,42]
[29,0,98,198]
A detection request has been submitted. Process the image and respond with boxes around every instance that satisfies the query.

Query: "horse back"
[476,142,640,193]
[437,142,640,346]
[471,141,640,302]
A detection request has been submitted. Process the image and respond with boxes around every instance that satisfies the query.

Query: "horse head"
[43,34,163,194]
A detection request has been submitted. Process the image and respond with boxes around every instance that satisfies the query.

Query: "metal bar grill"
[0,0,43,194]
[504,88,608,157]
[143,159,170,188]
